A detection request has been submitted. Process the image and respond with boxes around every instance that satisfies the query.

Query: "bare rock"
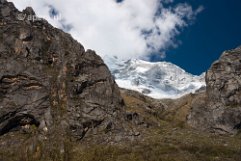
[0,0,126,142]
[206,47,241,106]
[22,7,35,16]
[188,46,241,134]
[0,0,6,4]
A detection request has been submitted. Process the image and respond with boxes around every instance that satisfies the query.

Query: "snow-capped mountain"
[103,56,206,99]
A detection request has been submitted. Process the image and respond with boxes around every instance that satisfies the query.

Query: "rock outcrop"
[188,46,241,134]
[206,47,241,106]
[0,0,127,144]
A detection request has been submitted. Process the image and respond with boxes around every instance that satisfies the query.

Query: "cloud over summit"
[9,0,203,59]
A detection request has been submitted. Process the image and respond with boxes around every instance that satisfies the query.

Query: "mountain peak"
[104,56,205,99]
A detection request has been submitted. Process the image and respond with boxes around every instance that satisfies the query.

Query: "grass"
[1,120,241,161]
[66,91,241,161]
[69,126,241,161]
[1,91,241,161]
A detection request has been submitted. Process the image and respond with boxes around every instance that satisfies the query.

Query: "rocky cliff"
[0,0,134,148]
[188,46,241,134]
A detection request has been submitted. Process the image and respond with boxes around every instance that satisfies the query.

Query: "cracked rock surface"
[188,46,241,134]
[0,0,127,143]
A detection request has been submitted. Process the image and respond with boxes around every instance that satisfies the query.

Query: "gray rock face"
[188,47,241,134]
[0,1,125,140]
[206,48,241,106]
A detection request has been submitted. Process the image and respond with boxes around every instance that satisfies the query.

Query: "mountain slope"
[104,56,205,99]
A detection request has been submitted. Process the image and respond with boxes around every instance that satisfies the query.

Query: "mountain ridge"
[104,56,205,99]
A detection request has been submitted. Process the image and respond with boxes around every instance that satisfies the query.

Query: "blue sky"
[161,0,241,75]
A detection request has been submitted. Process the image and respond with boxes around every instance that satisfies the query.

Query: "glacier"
[103,56,206,99]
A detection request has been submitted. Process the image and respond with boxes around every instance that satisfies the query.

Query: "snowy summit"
[104,56,205,99]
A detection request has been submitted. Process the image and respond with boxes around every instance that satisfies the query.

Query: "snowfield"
[104,56,206,99]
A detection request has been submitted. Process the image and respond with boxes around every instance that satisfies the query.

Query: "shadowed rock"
[0,0,127,143]
[188,46,241,134]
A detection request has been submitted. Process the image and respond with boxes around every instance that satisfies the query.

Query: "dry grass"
[69,125,241,161]
[1,91,241,161]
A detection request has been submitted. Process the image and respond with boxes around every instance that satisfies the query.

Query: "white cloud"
[9,0,203,59]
